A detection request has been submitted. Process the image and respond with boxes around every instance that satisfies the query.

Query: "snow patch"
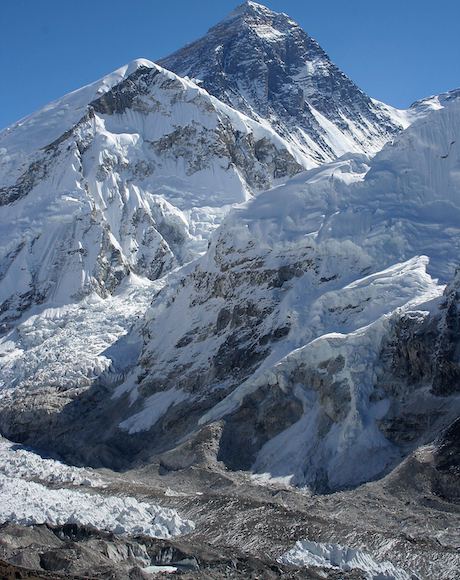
[279,540,417,580]
[119,388,190,434]
[143,565,177,574]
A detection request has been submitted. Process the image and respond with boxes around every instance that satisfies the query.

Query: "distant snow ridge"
[0,474,194,538]
[279,540,418,580]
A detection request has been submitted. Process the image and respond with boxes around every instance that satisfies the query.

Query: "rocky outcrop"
[376,272,460,448]
[432,271,460,396]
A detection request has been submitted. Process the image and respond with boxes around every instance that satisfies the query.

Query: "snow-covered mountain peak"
[160,3,406,166]
[1,6,460,577]
[217,1,304,47]
[0,57,305,332]
[220,0,293,28]
[223,0,276,19]
[122,57,156,72]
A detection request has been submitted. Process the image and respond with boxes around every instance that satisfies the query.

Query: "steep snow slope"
[0,59,153,175]
[324,98,460,281]
[89,95,460,488]
[0,59,303,334]
[2,96,460,490]
[160,1,408,166]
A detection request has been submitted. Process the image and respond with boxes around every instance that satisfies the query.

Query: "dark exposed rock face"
[160,1,402,165]
[373,275,460,455]
[0,155,54,206]
[216,384,305,471]
[433,418,460,503]
[432,272,460,396]
[89,66,161,115]
[378,270,460,402]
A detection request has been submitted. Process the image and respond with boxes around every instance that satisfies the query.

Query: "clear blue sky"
[1,0,459,130]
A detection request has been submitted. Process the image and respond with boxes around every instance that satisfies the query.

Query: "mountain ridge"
[0,4,459,577]
[0,58,306,334]
[1,95,459,496]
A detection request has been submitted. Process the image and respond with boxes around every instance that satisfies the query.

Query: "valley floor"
[0,435,458,579]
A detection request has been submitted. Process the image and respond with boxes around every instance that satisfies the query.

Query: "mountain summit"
[160,2,405,166]
[222,0,276,20]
